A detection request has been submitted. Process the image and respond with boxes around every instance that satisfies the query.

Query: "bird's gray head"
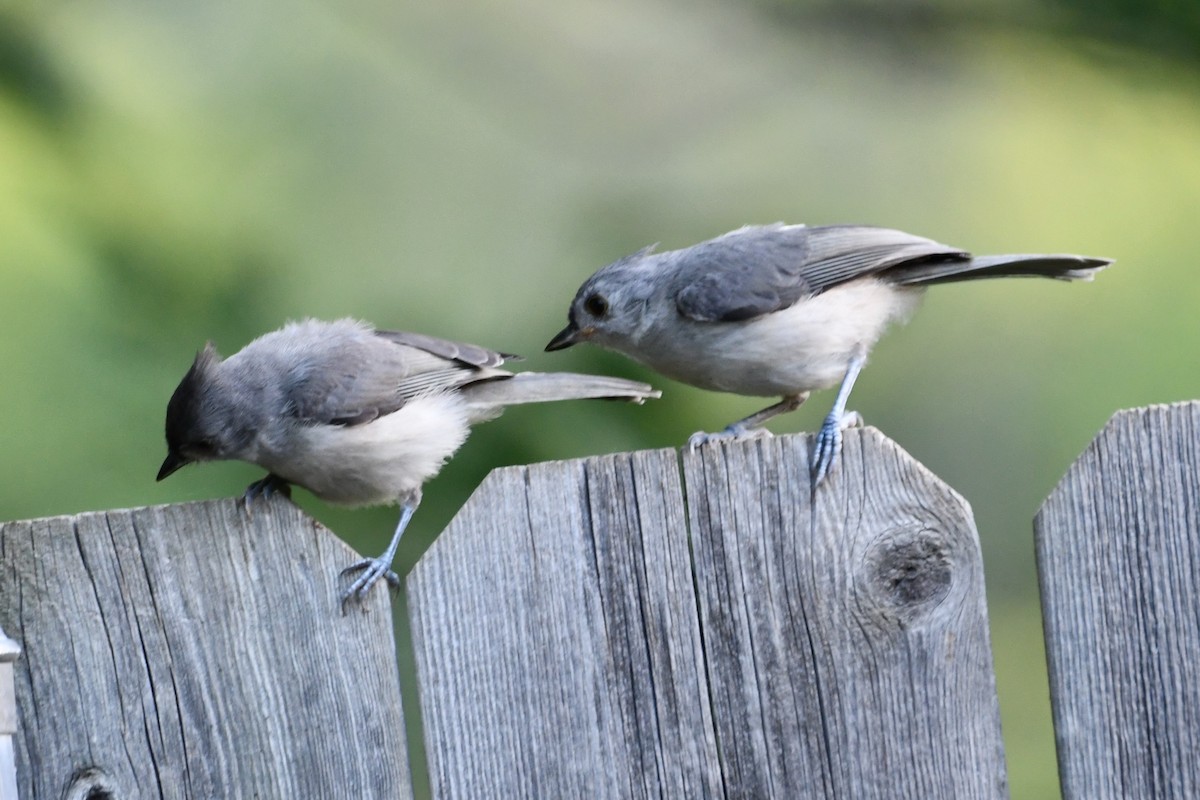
[157,343,256,481]
[545,244,660,352]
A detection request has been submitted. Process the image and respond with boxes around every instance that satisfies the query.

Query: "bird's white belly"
[256,394,472,506]
[637,281,924,397]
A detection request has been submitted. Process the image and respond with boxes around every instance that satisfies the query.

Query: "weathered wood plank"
[408,448,722,799]
[409,430,1007,799]
[683,430,1007,800]
[0,498,411,800]
[1036,401,1200,799]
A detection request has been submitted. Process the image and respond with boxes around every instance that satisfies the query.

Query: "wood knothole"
[858,525,956,627]
[65,767,120,800]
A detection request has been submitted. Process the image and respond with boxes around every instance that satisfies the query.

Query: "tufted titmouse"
[158,318,659,608]
[546,223,1110,486]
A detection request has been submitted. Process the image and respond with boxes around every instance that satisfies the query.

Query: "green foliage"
[1049,0,1200,62]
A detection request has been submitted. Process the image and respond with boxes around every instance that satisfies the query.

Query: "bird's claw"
[339,558,401,613]
[241,474,291,517]
[811,410,862,489]
[687,425,772,451]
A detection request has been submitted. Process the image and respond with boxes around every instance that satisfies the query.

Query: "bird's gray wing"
[674,224,969,322]
[288,329,515,427]
[373,329,517,369]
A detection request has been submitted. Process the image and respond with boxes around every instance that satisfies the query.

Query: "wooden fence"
[0,401,1197,799]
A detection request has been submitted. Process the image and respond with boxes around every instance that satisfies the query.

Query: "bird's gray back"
[229,319,511,429]
[669,224,966,323]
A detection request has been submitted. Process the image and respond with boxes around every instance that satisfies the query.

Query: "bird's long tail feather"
[889,253,1112,286]
[461,372,659,419]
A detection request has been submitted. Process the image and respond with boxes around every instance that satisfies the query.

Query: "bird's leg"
[811,348,867,489]
[241,473,292,517]
[687,393,810,450]
[339,502,416,612]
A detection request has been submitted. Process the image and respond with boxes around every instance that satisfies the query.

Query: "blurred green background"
[2,0,1198,796]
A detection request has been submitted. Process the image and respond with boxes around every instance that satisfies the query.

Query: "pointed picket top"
[0,498,412,800]
[409,429,1006,799]
[1037,401,1200,799]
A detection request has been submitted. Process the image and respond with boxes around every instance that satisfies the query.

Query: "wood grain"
[683,429,1006,800]
[0,497,411,800]
[409,429,1007,798]
[1037,401,1200,799]
[408,448,722,799]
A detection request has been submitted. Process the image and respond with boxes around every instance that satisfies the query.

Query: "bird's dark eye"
[583,293,610,318]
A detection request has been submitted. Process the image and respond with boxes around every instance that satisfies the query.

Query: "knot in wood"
[65,767,120,800]
[860,526,954,627]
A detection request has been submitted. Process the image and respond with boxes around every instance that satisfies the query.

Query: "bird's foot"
[811,410,863,489]
[687,424,773,451]
[339,558,401,613]
[241,474,291,517]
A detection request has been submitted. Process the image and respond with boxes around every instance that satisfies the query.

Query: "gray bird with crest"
[547,223,1110,486]
[159,318,659,609]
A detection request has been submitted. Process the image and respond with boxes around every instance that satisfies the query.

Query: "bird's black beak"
[157,451,190,482]
[545,323,585,352]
